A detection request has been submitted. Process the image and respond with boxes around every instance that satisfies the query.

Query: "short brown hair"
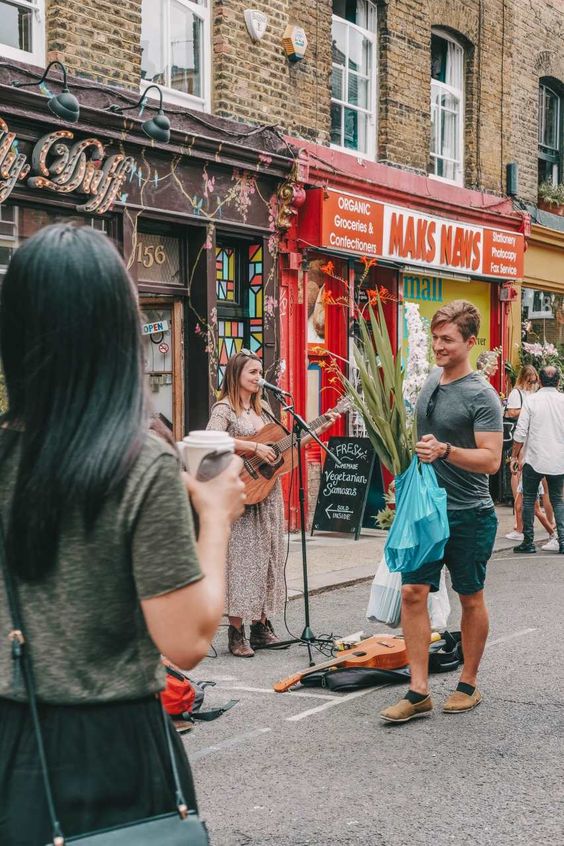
[430,300,480,340]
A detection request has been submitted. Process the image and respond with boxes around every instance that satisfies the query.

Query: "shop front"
[518,223,564,370]
[280,158,526,527]
[0,67,292,434]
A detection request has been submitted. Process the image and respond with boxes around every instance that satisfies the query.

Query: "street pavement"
[180,514,564,846]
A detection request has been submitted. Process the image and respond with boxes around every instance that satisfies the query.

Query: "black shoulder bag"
[0,519,209,846]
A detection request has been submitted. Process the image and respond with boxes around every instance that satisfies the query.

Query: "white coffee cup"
[179,430,235,480]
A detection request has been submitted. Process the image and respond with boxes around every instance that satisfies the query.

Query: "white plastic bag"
[428,568,451,630]
[366,555,402,628]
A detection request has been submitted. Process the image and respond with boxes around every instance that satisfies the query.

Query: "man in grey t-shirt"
[381,300,503,725]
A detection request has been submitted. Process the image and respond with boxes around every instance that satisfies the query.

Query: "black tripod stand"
[256,392,341,666]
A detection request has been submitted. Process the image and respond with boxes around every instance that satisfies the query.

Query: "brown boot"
[250,619,280,649]
[228,624,255,657]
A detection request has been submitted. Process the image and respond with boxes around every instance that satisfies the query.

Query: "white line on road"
[189,727,272,762]
[286,683,391,722]
[486,627,538,648]
[222,685,335,700]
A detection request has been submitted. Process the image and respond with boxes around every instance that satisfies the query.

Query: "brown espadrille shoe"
[228,624,255,658]
[380,694,433,723]
[250,619,280,649]
[443,688,482,713]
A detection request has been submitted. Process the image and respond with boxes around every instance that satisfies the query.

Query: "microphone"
[257,377,292,397]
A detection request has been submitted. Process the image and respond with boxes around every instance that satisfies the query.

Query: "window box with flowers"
[537,181,564,216]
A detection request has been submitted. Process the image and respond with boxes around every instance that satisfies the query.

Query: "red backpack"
[160,663,238,722]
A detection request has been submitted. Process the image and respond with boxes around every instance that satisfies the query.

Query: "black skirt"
[0,695,198,846]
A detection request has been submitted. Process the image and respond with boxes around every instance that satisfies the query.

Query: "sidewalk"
[285,504,552,599]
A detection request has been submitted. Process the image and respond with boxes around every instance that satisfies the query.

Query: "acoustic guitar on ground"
[240,395,352,505]
[273,635,409,692]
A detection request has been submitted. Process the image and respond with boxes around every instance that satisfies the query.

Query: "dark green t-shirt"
[416,369,503,510]
[0,431,202,704]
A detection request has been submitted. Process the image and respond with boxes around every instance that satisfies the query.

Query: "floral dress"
[206,401,286,620]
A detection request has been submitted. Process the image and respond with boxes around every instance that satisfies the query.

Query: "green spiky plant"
[342,297,413,477]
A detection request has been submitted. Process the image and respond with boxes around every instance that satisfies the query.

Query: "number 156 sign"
[136,242,166,268]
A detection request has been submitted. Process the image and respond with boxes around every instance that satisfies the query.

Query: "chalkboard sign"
[311,437,376,539]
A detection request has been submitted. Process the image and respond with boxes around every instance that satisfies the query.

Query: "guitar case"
[300,631,463,692]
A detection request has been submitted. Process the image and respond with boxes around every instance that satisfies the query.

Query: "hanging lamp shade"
[142,109,171,143]
[48,88,80,123]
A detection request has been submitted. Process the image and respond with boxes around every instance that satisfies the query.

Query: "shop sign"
[319,189,524,280]
[142,320,169,336]
[0,116,135,215]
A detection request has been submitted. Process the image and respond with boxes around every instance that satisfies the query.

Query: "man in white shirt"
[511,366,564,554]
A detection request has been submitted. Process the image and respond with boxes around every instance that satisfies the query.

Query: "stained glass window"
[216,246,236,302]
[217,319,245,386]
[215,242,265,388]
[248,244,264,358]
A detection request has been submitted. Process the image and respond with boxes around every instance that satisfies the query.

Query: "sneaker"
[443,688,482,713]
[505,530,524,541]
[513,542,537,554]
[380,694,433,723]
[541,536,560,552]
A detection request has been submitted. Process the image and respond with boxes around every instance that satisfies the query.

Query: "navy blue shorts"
[401,506,498,595]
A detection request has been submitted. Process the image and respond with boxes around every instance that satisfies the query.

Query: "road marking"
[286,684,391,722]
[222,685,335,700]
[189,727,272,762]
[486,627,538,648]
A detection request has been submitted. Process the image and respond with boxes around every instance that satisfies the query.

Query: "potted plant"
[537,181,564,215]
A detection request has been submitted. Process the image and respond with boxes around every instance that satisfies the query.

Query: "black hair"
[539,366,561,388]
[0,224,147,580]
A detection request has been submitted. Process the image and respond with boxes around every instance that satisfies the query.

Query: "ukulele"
[240,395,352,505]
[273,635,408,692]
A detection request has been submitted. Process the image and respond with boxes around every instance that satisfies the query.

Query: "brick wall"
[46,0,142,90]
[507,0,564,203]
[213,0,332,144]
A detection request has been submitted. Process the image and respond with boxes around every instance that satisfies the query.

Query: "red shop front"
[279,147,527,530]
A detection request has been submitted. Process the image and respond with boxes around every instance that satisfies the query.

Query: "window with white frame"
[0,0,45,65]
[331,0,377,156]
[141,0,210,110]
[429,31,464,183]
[538,81,562,185]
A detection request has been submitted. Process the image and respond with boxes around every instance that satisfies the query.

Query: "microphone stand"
[257,389,341,666]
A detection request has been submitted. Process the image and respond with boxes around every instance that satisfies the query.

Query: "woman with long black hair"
[0,224,245,845]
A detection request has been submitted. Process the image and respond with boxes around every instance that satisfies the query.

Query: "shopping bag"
[385,456,449,573]
[428,568,451,630]
[366,555,402,628]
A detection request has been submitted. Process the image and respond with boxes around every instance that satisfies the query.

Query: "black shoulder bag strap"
[0,517,191,846]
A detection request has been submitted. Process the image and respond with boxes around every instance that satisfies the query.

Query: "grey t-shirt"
[416,369,503,510]
[0,431,202,704]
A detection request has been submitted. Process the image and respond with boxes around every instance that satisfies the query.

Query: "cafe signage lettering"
[319,188,525,280]
[0,116,135,215]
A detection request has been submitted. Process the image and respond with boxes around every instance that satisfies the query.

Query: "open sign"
[142,320,169,336]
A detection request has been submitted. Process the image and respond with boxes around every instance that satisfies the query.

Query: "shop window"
[429,30,464,184]
[0,0,45,65]
[522,288,564,353]
[216,242,264,387]
[140,0,210,111]
[0,205,18,287]
[330,0,377,157]
[538,80,563,186]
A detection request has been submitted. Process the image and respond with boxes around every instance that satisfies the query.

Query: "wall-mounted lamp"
[12,60,80,123]
[107,85,171,144]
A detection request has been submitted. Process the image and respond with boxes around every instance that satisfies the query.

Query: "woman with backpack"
[0,224,245,845]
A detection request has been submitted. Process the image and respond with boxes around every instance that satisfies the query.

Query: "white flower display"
[402,302,430,420]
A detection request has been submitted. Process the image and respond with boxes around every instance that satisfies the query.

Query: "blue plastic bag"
[384,456,450,573]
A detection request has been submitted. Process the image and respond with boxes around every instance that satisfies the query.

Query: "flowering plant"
[342,296,420,476]
[402,302,431,421]
[520,340,560,369]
